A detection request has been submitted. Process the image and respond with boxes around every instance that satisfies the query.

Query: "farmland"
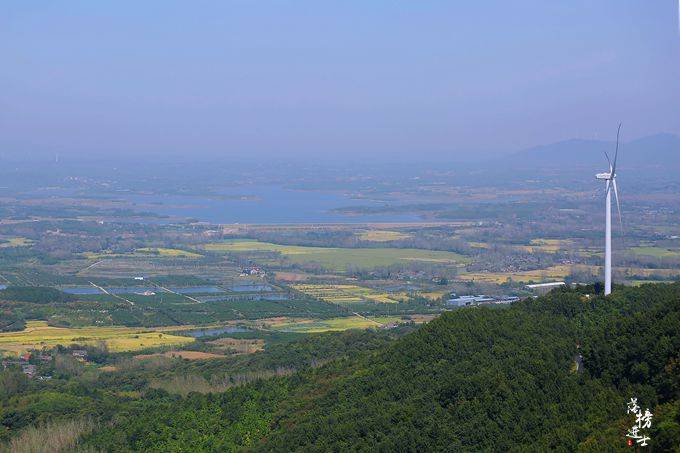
[292,284,405,304]
[514,239,574,253]
[457,265,572,284]
[357,230,412,242]
[469,238,573,254]
[267,315,401,333]
[0,237,34,248]
[203,239,469,271]
[457,264,680,284]
[83,247,203,260]
[135,247,203,258]
[0,321,194,355]
[628,246,680,259]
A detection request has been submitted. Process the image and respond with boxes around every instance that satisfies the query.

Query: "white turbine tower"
[595,124,623,295]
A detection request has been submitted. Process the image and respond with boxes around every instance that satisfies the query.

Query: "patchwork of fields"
[0,321,194,355]
[203,239,470,271]
[457,265,572,284]
[291,284,405,304]
[469,238,574,254]
[458,264,680,284]
[0,313,413,355]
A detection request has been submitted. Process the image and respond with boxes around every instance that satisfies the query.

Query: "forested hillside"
[258,283,680,451]
[1,283,678,451]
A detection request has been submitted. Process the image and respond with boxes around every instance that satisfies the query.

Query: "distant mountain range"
[503,133,680,171]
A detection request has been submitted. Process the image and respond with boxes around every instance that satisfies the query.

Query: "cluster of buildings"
[446,281,567,307]
[2,351,51,378]
[240,266,265,277]
[446,294,520,307]
[1,349,88,378]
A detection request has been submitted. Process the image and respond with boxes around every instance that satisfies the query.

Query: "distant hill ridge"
[504,132,680,170]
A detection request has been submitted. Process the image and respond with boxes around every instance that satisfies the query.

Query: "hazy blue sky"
[1,1,679,161]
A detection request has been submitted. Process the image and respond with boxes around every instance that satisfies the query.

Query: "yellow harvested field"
[357,230,412,242]
[292,284,402,304]
[0,321,194,355]
[0,237,34,248]
[515,239,574,254]
[419,290,449,301]
[135,247,203,258]
[134,350,225,360]
[83,247,202,260]
[457,265,572,284]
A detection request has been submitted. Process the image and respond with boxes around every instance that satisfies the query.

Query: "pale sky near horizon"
[1,1,679,161]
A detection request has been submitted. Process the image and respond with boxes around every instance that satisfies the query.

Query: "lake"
[116,185,421,224]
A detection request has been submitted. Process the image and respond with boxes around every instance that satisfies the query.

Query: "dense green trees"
[0,286,77,304]
[1,283,678,451]
[257,283,679,451]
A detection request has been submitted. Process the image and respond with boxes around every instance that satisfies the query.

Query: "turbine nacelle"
[595,172,612,180]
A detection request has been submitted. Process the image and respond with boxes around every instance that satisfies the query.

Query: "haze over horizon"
[2,1,679,162]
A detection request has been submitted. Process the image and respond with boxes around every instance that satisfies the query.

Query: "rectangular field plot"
[291,284,406,304]
[0,321,194,355]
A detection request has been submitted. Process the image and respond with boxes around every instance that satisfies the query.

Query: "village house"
[72,349,88,360]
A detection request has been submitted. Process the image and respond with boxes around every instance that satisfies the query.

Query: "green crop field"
[629,246,680,258]
[268,315,401,333]
[291,284,405,304]
[203,239,469,271]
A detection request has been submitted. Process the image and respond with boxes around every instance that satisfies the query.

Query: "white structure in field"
[595,124,623,296]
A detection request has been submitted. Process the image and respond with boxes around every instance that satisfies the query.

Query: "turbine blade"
[612,179,624,236]
[604,151,612,171]
[611,123,621,176]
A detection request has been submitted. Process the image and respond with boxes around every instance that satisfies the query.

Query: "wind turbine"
[595,124,623,295]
